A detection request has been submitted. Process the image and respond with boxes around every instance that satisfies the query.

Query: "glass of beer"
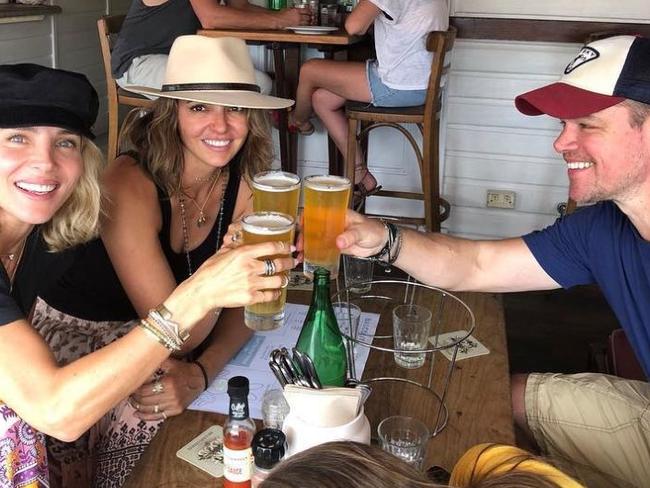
[251,170,301,219]
[303,175,351,279]
[242,212,295,331]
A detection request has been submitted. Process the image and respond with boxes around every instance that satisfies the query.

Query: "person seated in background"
[0,63,292,488]
[112,0,312,95]
[288,0,448,200]
[259,441,583,488]
[34,36,294,487]
[333,35,650,488]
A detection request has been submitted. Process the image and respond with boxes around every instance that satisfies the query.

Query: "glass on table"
[294,0,319,25]
[242,212,295,331]
[343,255,373,294]
[302,174,351,280]
[392,304,432,369]
[378,415,430,471]
[252,170,301,219]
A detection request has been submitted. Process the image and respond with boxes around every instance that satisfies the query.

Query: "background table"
[197,28,366,175]
[124,286,513,487]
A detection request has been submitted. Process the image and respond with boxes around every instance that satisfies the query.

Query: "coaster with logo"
[176,425,224,478]
[429,330,490,361]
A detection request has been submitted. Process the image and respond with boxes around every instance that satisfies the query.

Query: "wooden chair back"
[97,15,153,162]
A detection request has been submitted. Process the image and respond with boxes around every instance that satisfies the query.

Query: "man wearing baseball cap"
[333,35,650,487]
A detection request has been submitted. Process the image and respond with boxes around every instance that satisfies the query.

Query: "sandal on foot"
[352,170,382,209]
[288,117,315,136]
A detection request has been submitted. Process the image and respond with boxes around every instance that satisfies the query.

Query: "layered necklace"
[180,169,222,228]
[0,236,27,291]
[178,167,229,276]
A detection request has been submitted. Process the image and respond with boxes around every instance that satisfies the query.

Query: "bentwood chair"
[97,15,154,162]
[344,27,456,232]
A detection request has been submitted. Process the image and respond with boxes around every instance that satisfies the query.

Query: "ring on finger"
[154,404,160,414]
[280,274,289,289]
[232,230,242,243]
[161,411,167,420]
[152,381,164,395]
[132,401,140,411]
[263,258,276,277]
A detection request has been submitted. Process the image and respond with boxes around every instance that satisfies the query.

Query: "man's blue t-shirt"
[523,201,650,378]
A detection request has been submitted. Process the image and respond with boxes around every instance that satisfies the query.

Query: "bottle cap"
[252,428,286,469]
[227,376,249,397]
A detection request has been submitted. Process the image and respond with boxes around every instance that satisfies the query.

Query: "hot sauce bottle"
[223,376,256,488]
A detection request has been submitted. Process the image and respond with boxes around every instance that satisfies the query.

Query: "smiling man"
[334,35,650,488]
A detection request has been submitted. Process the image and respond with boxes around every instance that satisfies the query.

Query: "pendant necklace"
[1,237,27,292]
[181,168,222,228]
[178,167,229,276]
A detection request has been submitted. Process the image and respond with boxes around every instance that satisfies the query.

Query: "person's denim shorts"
[366,59,427,107]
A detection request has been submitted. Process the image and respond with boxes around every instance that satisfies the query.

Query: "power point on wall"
[486,190,516,209]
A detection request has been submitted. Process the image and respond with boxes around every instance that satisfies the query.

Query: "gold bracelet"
[139,318,180,352]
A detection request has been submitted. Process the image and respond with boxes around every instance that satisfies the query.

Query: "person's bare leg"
[511,373,540,452]
[292,59,370,132]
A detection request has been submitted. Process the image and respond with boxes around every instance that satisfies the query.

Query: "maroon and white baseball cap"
[515,35,650,119]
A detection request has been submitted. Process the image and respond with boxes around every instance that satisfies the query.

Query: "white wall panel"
[451,0,650,23]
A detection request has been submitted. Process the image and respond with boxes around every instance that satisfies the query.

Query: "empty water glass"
[378,415,430,470]
[392,304,432,369]
[332,302,361,336]
[343,255,373,294]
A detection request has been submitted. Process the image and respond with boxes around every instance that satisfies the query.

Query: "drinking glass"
[392,304,432,369]
[242,212,295,331]
[332,302,361,336]
[303,175,351,279]
[343,255,373,294]
[378,415,430,470]
[252,170,301,219]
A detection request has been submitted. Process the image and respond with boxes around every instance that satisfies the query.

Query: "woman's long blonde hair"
[117,98,273,195]
[42,137,102,251]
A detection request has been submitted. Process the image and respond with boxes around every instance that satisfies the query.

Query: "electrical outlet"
[486,190,516,209]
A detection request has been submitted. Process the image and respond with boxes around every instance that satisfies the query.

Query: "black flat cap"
[0,63,99,139]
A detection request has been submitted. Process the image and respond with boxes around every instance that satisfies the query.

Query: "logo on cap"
[564,47,600,75]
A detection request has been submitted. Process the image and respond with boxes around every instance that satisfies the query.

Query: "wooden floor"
[503,285,619,374]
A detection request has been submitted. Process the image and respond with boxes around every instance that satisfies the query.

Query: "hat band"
[161,82,261,93]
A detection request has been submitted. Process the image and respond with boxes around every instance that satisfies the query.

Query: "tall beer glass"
[252,170,301,219]
[303,175,351,279]
[242,212,295,331]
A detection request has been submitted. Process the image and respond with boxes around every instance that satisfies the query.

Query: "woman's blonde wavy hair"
[117,98,273,195]
[42,137,103,252]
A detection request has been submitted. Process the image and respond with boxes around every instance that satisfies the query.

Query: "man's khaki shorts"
[526,372,650,488]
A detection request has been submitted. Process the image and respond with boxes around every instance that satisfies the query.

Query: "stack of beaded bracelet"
[367,220,403,266]
[139,305,189,352]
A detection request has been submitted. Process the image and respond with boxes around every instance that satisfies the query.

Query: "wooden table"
[124,285,513,487]
[197,28,366,175]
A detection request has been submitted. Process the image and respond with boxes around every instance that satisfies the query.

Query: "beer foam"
[242,212,293,234]
[304,175,350,191]
[252,175,300,191]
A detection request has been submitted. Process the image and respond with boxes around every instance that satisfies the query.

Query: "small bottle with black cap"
[251,428,286,487]
[224,376,257,488]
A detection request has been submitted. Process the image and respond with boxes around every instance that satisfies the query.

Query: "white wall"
[450,0,650,23]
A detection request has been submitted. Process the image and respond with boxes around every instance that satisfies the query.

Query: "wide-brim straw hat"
[124,35,294,110]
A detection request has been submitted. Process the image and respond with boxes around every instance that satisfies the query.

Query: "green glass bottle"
[295,267,347,387]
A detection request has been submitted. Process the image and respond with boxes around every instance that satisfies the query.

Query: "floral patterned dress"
[0,402,50,487]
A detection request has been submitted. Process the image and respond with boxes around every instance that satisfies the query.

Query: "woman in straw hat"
[33,35,295,487]
[0,63,293,488]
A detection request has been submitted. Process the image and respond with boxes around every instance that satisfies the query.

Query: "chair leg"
[345,117,358,209]
[422,120,441,232]
[107,103,119,162]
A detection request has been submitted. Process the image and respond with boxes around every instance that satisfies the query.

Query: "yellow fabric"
[449,443,584,488]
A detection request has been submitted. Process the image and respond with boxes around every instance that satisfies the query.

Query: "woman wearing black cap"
[0,63,293,488]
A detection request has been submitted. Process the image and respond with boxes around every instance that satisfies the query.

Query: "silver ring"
[161,411,167,420]
[154,404,160,414]
[263,259,276,276]
[133,401,140,411]
[152,381,164,395]
[281,274,289,289]
[232,230,242,243]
